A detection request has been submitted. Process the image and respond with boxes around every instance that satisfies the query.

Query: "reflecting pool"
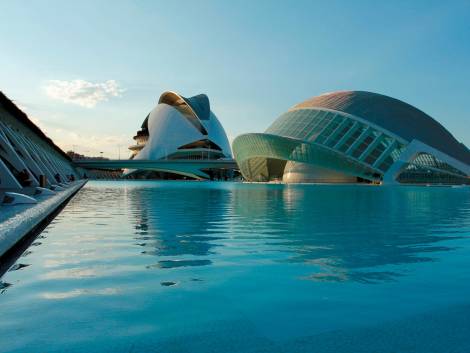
[1,181,470,352]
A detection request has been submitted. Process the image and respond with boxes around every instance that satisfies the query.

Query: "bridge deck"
[74,159,238,170]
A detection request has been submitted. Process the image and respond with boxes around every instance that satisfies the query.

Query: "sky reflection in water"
[1,181,470,353]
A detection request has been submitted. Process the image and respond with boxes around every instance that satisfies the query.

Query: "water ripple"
[1,181,470,352]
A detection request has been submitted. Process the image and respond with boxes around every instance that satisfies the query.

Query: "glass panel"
[377,143,405,172]
[363,136,392,165]
[265,109,336,142]
[351,130,377,158]
[338,124,365,152]
[325,119,354,148]
[309,113,335,143]
[404,153,466,176]
[397,167,469,185]
[314,115,344,145]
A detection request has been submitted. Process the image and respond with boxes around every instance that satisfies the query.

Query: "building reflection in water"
[127,183,233,269]
[127,182,470,282]
[229,184,470,283]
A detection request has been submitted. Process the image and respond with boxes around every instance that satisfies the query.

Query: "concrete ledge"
[0,180,86,257]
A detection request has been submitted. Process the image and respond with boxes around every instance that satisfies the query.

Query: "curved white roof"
[134,91,232,161]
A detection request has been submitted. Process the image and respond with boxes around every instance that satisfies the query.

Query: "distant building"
[233,91,470,185]
[126,91,232,179]
[66,151,108,161]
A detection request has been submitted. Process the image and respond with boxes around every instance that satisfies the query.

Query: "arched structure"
[126,91,232,179]
[0,91,78,194]
[233,91,469,185]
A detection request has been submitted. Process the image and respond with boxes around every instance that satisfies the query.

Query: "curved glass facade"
[265,108,406,174]
[233,133,380,182]
[233,93,469,185]
[233,107,411,183]
[397,152,469,185]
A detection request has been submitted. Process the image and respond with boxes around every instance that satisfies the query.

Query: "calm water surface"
[1,181,470,352]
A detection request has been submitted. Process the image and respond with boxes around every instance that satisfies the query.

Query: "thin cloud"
[48,128,132,157]
[44,79,124,108]
[16,101,132,158]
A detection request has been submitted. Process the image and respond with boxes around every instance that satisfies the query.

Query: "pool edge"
[0,180,87,265]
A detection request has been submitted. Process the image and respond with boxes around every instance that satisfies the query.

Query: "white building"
[126,91,232,179]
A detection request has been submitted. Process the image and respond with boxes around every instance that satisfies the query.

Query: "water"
[1,181,470,353]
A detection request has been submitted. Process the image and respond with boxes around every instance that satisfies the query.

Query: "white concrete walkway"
[0,180,86,257]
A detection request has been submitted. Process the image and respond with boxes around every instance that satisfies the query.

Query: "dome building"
[232,91,469,185]
[126,91,232,179]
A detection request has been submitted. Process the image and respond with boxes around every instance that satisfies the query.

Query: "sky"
[1,0,469,158]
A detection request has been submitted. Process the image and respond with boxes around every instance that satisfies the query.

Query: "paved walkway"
[0,180,86,256]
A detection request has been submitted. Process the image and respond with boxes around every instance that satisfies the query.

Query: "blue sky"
[1,0,469,158]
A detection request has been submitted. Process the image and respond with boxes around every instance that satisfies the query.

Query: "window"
[266,109,336,142]
[325,119,354,148]
[338,124,365,152]
[363,137,392,165]
[397,167,469,185]
[314,115,344,144]
[351,131,377,158]
[411,153,466,176]
[377,143,405,171]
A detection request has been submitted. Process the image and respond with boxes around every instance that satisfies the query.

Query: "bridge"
[74,159,239,179]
